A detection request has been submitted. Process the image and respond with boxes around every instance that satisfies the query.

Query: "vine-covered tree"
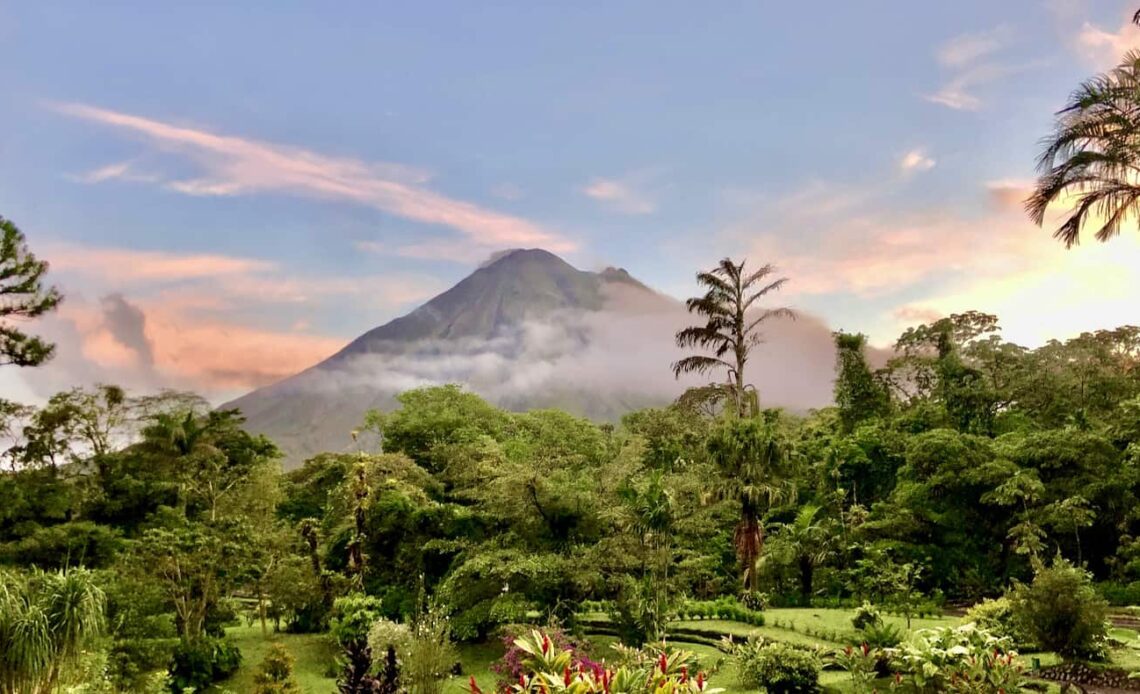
[673,258,793,418]
[833,332,889,433]
[0,216,62,367]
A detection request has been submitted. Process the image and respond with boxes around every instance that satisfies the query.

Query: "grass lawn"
[217,623,338,693]
[218,609,1083,693]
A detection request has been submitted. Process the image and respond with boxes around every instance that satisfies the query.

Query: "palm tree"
[0,567,105,693]
[706,417,795,592]
[1027,51,1140,247]
[673,258,793,418]
[773,504,833,606]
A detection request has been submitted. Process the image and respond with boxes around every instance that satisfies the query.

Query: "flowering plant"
[468,630,721,694]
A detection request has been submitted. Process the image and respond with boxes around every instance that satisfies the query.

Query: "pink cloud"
[1075,15,1140,67]
[581,174,657,215]
[54,102,575,252]
[47,244,275,282]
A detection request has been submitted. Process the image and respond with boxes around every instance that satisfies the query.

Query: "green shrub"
[858,621,903,648]
[252,643,300,694]
[169,637,242,693]
[329,593,385,647]
[1010,559,1108,660]
[737,641,821,693]
[368,617,413,662]
[963,596,1034,649]
[1098,580,1140,607]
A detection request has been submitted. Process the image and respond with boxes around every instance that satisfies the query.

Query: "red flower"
[563,666,572,686]
[861,642,869,657]
[680,665,689,684]
[696,672,706,691]
[542,634,551,655]
[469,676,482,694]
[659,653,668,673]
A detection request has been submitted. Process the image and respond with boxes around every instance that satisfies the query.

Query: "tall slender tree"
[673,258,793,418]
[0,216,62,368]
[1027,51,1140,246]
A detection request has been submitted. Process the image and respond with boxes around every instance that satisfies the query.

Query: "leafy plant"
[962,596,1034,649]
[474,629,719,694]
[253,643,301,694]
[850,601,881,631]
[889,623,1024,693]
[858,620,903,649]
[169,636,242,693]
[1010,558,1108,660]
[734,640,821,694]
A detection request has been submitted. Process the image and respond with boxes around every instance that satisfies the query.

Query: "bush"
[891,623,1023,693]
[1010,559,1108,660]
[330,593,385,647]
[169,637,242,693]
[1098,580,1140,607]
[851,602,881,631]
[253,643,300,694]
[963,596,1034,649]
[737,641,821,693]
[368,617,413,662]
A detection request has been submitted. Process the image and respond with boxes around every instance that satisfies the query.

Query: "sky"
[2,1,1140,403]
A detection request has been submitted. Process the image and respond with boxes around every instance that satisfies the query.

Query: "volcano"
[225,249,837,467]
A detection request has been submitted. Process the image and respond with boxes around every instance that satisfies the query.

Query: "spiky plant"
[673,258,793,418]
[1028,50,1140,246]
[0,567,106,694]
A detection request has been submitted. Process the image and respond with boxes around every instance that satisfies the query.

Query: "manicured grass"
[217,609,1080,693]
[218,623,338,693]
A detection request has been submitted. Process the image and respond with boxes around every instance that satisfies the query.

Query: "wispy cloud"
[355,238,493,264]
[581,172,659,215]
[936,26,1008,67]
[47,244,275,282]
[53,102,575,252]
[899,149,936,174]
[924,27,1030,111]
[1074,15,1140,67]
[721,171,1140,347]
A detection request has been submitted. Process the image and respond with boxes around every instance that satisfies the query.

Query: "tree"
[0,216,62,368]
[833,332,889,433]
[1028,51,1140,247]
[706,416,796,591]
[0,567,106,693]
[673,258,793,418]
[771,504,833,606]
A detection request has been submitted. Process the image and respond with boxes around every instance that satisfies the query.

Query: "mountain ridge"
[224,249,678,465]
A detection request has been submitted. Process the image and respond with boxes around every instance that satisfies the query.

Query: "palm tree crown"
[673,258,793,417]
[1027,50,1140,247]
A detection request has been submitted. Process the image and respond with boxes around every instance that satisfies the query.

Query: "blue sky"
[2,1,1140,400]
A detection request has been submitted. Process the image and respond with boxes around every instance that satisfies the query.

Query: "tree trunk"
[736,508,764,591]
[258,585,268,638]
[799,556,813,607]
